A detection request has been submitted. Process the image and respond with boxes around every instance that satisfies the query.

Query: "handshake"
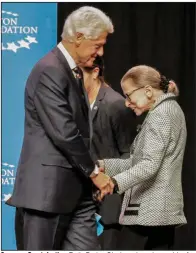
[90,160,117,202]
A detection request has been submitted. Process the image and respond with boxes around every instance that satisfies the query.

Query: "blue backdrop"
[2,3,57,249]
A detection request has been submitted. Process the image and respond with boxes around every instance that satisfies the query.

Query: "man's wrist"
[90,165,100,178]
[96,160,105,169]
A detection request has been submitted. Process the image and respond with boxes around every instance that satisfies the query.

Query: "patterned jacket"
[104,93,187,226]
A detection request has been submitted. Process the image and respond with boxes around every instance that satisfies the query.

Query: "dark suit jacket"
[7,47,95,214]
[90,85,137,161]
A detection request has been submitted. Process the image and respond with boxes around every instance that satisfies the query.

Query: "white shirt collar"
[57,42,76,70]
[90,100,96,110]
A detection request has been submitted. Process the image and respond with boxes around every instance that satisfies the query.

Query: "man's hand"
[94,180,115,202]
[91,172,114,194]
[100,179,115,201]
[91,172,115,201]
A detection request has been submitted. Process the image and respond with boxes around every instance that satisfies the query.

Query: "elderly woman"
[98,65,187,250]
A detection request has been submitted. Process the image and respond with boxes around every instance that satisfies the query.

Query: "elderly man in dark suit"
[6,6,114,250]
[82,56,137,249]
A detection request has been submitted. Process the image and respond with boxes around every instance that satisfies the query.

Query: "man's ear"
[75,32,84,46]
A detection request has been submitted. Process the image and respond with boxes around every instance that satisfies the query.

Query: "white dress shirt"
[90,100,96,110]
[57,42,76,70]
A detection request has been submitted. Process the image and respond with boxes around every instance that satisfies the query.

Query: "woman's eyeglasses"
[125,87,144,102]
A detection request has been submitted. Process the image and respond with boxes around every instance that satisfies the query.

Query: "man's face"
[75,31,108,67]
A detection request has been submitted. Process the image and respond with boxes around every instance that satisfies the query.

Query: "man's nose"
[97,47,104,56]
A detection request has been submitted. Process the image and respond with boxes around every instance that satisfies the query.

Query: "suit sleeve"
[105,113,172,194]
[34,66,94,177]
[109,98,137,158]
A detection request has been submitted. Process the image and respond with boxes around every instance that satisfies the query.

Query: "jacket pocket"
[42,154,72,168]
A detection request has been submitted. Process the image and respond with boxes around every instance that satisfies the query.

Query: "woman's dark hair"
[92,55,104,77]
[84,56,110,86]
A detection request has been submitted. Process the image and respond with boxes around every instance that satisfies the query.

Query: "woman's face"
[121,79,154,116]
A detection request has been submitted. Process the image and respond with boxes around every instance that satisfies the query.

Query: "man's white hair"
[61,6,114,41]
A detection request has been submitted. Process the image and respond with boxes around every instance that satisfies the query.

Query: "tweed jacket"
[104,93,187,226]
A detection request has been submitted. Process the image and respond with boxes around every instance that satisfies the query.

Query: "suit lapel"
[52,47,89,120]
[91,85,107,122]
[80,77,91,115]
